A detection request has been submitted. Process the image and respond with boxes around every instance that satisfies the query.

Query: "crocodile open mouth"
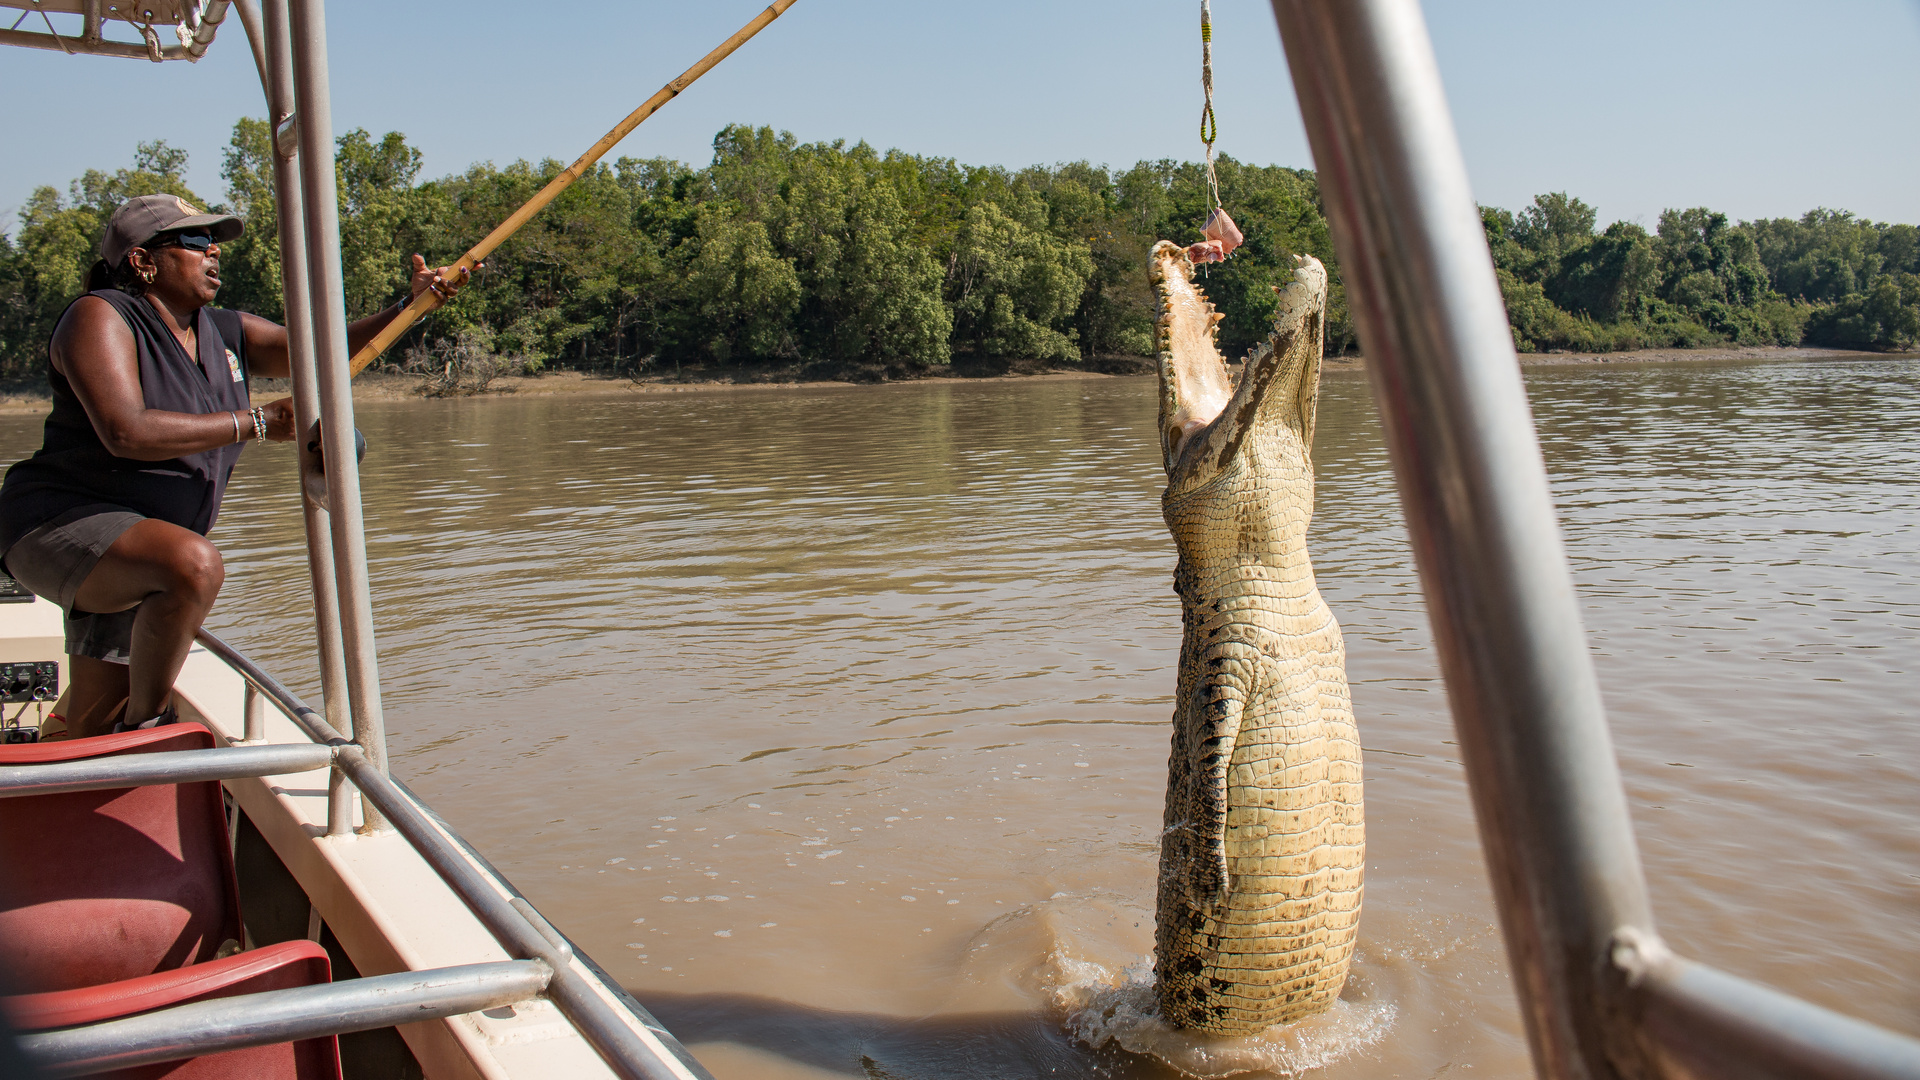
[1148,242,1235,466]
[1149,242,1329,477]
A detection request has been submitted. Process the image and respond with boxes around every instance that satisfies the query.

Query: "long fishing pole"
[346,0,800,376]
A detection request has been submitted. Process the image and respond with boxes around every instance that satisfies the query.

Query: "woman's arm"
[239,254,471,377]
[52,297,293,460]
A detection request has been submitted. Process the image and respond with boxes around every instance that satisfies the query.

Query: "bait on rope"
[1188,0,1243,265]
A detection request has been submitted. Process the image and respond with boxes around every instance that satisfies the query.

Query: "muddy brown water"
[4,356,1914,1077]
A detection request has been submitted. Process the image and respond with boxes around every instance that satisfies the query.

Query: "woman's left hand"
[407,254,478,304]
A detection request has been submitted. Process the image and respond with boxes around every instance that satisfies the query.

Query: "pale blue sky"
[3,1,1917,235]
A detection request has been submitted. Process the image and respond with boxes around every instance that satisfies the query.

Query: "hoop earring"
[140,269,155,284]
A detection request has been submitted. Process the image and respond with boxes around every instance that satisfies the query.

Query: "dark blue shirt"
[0,289,252,553]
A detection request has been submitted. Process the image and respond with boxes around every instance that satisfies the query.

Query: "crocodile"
[1148,241,1365,1034]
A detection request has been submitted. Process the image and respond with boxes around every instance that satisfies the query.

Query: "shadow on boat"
[635,989,1173,1079]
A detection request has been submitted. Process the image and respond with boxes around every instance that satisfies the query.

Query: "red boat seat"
[0,724,245,993]
[3,938,341,1079]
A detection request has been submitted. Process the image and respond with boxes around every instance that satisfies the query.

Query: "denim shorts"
[1,506,145,664]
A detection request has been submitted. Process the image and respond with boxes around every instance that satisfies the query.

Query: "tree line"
[1,124,1915,383]
[1486,193,1919,353]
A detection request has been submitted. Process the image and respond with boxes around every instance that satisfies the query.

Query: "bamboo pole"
[346,0,799,375]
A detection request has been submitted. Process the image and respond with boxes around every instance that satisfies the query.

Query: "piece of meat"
[1185,207,1244,264]
[1187,239,1228,264]
[1203,207,1243,250]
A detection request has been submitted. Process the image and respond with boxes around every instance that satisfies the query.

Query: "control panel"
[2,661,58,703]
[0,570,32,603]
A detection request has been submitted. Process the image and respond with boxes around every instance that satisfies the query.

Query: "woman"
[0,193,469,738]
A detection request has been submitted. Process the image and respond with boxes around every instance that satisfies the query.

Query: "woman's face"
[128,229,222,307]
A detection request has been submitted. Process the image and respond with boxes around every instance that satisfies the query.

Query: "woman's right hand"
[260,397,297,441]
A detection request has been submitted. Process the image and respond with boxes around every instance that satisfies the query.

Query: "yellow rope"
[1200,0,1221,211]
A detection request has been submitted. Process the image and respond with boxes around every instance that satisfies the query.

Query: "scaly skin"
[1150,242,1364,1034]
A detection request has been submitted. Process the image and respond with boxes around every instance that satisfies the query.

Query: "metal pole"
[0,27,189,59]
[1268,2,1656,1076]
[183,0,232,60]
[287,0,390,831]
[242,682,264,741]
[258,0,354,833]
[1631,949,1920,1080]
[18,961,549,1078]
[230,0,267,97]
[0,745,334,797]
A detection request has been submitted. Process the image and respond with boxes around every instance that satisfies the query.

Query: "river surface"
[8,357,1915,1077]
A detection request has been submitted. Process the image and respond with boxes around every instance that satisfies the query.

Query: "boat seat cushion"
[0,724,245,993]
[3,938,341,1078]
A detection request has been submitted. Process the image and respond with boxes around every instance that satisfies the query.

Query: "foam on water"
[944,892,1395,1076]
[960,891,1399,1079]
[1054,956,1394,1078]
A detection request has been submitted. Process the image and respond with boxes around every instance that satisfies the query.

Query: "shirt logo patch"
[225,348,244,383]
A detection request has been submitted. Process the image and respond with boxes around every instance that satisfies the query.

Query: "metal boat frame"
[1,0,1916,1078]
[0,0,229,62]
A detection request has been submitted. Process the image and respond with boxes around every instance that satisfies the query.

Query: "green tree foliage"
[946,199,1091,362]
[681,209,800,362]
[774,143,952,367]
[1741,209,1920,349]
[1479,191,1920,352]
[5,130,1917,381]
[1804,272,1920,350]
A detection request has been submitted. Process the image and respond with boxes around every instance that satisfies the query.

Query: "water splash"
[1055,956,1395,1079]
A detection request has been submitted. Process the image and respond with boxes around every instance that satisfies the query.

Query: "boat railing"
[0,628,712,1080]
[15,962,549,1079]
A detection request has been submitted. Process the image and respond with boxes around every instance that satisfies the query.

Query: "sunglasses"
[150,230,216,253]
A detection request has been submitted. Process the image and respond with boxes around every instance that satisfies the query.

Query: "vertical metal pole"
[230,0,267,99]
[255,0,355,840]
[288,0,389,831]
[242,683,264,742]
[1266,3,1658,1078]
[327,766,355,835]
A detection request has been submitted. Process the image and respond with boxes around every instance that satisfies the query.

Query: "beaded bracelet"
[251,406,267,444]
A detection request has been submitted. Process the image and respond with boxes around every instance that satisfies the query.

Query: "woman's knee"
[161,535,225,606]
[78,521,224,615]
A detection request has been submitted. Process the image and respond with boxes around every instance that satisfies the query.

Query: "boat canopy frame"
[0,0,230,61]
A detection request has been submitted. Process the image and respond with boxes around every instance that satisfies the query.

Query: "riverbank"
[0,345,1896,414]
[1322,343,1894,374]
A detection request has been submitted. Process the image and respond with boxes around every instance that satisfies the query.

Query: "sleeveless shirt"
[0,289,252,552]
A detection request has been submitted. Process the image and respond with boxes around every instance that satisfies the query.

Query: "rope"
[1200,0,1221,211]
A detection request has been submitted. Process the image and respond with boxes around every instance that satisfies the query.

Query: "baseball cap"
[99,194,243,268]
